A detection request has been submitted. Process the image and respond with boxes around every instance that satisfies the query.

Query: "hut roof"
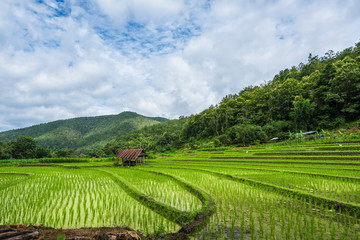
[115,149,147,160]
[292,131,317,136]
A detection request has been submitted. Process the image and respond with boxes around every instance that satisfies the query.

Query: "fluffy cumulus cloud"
[0,0,359,131]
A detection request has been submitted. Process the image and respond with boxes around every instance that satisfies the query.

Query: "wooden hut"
[115,149,147,166]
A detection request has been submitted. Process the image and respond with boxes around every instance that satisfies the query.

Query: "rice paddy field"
[1,141,360,239]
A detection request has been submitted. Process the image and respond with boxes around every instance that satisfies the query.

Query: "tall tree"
[291,98,315,131]
[331,56,360,121]
[11,136,37,159]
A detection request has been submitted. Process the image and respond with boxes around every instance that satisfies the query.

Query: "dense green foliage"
[0,136,52,160]
[104,42,360,153]
[101,118,187,155]
[181,42,360,144]
[0,112,167,154]
[1,43,359,158]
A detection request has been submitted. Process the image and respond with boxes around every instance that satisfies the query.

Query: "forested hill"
[180,42,360,145]
[1,43,359,157]
[103,42,360,154]
[0,111,168,153]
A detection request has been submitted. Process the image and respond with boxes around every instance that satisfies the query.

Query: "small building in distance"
[115,149,147,166]
[270,131,317,141]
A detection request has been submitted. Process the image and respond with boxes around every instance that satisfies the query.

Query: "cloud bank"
[0,0,359,132]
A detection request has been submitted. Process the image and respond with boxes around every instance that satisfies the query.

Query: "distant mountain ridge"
[0,111,168,153]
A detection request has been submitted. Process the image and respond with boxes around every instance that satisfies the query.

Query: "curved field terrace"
[1,141,360,239]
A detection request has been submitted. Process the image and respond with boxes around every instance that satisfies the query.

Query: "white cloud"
[0,0,359,132]
[95,0,186,25]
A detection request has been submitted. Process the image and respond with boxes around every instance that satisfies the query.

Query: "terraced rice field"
[0,141,360,239]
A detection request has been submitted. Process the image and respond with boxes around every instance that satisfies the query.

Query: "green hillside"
[1,42,359,157]
[102,42,360,154]
[0,111,168,153]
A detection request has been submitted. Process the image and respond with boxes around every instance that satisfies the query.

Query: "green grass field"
[1,141,360,239]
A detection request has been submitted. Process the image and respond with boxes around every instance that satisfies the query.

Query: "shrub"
[263,120,290,139]
[217,134,231,146]
[226,124,267,146]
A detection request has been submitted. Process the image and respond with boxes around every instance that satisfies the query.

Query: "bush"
[33,147,52,158]
[226,124,267,146]
[263,120,290,139]
[146,154,156,159]
[217,134,231,146]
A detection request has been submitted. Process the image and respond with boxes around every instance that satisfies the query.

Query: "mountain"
[0,111,168,153]
[2,43,359,156]
[104,42,360,153]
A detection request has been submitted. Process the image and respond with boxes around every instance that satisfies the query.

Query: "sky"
[0,0,359,132]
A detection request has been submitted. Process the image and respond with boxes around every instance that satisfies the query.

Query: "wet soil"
[0,225,137,240]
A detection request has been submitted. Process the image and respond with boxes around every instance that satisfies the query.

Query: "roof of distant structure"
[115,149,147,160]
[270,131,317,141]
[303,131,317,135]
[293,131,317,136]
[270,137,280,141]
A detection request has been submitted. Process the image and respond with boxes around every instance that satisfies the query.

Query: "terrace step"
[97,169,194,226]
[210,156,360,160]
[185,167,360,217]
[254,152,360,156]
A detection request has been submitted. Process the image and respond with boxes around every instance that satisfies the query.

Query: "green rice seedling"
[105,168,202,212]
[0,167,180,234]
[154,165,360,239]
[2,140,360,239]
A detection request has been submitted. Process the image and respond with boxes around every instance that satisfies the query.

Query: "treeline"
[2,43,360,158]
[100,119,187,156]
[102,42,360,154]
[182,43,360,144]
[0,111,168,154]
[0,136,76,160]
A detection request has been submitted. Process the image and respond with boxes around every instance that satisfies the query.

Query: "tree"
[269,78,300,121]
[331,56,360,121]
[33,147,52,158]
[11,136,37,159]
[0,142,8,159]
[55,149,75,158]
[263,120,290,139]
[291,98,315,131]
[226,124,266,146]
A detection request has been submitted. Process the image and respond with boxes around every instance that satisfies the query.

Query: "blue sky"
[0,0,360,132]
